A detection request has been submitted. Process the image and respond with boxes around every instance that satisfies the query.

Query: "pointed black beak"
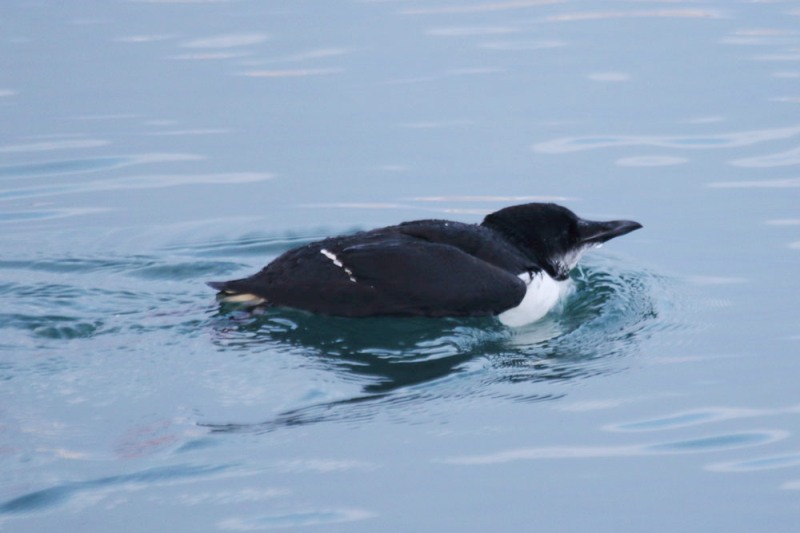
[578,218,643,245]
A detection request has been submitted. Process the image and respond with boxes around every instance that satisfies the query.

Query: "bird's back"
[209,220,530,317]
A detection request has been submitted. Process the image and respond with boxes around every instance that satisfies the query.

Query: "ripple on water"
[179,33,268,49]
[543,9,724,22]
[0,249,242,347]
[425,26,519,37]
[731,145,800,167]
[605,407,770,432]
[0,463,234,515]
[217,508,376,530]
[615,155,689,167]
[707,452,800,473]
[642,431,786,453]
[0,207,112,223]
[400,1,562,15]
[532,124,800,153]
[0,139,110,154]
[440,430,788,465]
[478,40,566,50]
[0,153,201,180]
[1,172,272,202]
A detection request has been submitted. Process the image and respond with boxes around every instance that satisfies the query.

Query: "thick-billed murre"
[208,203,642,327]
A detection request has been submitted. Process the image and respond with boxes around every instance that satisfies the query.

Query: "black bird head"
[481,203,642,281]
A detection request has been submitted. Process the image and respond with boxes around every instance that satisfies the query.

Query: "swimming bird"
[208,203,642,326]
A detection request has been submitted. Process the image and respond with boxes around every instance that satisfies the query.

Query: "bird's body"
[208,203,642,327]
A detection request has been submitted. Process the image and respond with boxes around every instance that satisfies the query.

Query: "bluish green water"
[2,1,800,531]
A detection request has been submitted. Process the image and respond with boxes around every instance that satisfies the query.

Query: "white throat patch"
[498,271,568,327]
[556,244,597,277]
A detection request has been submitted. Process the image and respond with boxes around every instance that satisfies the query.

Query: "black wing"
[210,234,526,318]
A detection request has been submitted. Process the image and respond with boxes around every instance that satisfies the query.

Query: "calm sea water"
[2,1,800,531]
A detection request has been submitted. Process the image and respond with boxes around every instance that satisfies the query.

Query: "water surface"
[2,1,800,531]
